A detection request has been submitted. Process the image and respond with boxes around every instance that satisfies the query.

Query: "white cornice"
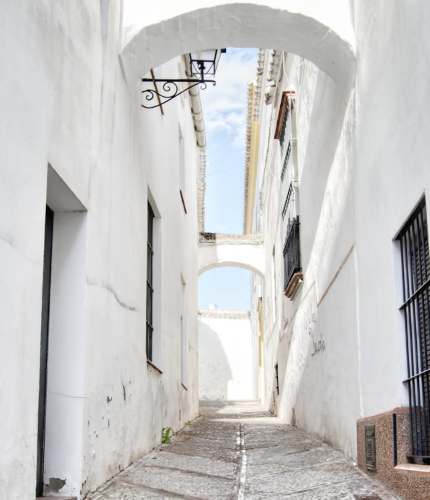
[199,309,251,319]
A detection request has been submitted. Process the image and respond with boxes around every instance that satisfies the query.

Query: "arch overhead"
[198,234,265,278]
[120,0,356,96]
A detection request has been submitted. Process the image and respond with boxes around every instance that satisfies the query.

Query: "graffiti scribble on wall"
[303,304,326,356]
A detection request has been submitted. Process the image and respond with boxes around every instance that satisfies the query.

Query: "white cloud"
[200,48,258,151]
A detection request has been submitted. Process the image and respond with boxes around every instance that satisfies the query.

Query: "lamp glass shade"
[189,49,224,77]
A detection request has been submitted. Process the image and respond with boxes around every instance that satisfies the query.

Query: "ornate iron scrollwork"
[141,78,216,109]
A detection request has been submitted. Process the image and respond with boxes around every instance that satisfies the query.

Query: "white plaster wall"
[252,52,360,458]
[0,2,199,498]
[252,14,430,459]
[354,0,430,417]
[199,314,258,401]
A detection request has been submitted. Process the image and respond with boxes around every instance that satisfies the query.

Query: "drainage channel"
[236,423,247,500]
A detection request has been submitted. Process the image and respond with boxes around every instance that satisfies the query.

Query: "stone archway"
[198,233,265,278]
[120,0,356,95]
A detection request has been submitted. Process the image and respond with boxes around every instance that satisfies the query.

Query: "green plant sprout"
[161,427,175,444]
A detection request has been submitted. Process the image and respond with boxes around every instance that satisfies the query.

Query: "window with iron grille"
[397,197,430,464]
[280,142,291,182]
[282,182,293,220]
[283,216,301,291]
[146,202,155,361]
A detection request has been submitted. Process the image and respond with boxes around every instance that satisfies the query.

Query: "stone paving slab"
[146,451,237,478]
[246,459,359,481]
[164,442,240,463]
[88,401,398,500]
[246,445,342,469]
[121,466,234,500]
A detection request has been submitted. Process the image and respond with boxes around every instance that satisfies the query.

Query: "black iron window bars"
[282,182,293,220]
[146,202,155,361]
[283,217,301,291]
[397,197,430,464]
[280,142,292,182]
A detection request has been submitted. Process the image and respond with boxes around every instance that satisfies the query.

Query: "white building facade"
[2,1,430,500]
[245,39,430,500]
[0,3,204,498]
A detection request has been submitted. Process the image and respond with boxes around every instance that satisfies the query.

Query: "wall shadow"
[198,322,233,401]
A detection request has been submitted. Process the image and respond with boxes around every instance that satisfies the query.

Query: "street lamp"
[142,49,226,109]
[189,49,225,79]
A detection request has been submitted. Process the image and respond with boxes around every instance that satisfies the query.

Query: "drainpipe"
[183,56,206,148]
[189,86,206,148]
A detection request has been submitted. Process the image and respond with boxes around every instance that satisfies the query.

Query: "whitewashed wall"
[199,311,258,401]
[353,0,430,418]
[0,2,200,499]
[251,12,430,461]
[251,51,360,459]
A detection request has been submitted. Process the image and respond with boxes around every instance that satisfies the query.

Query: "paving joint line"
[119,479,212,500]
[234,422,247,500]
[245,458,354,478]
[248,478,354,498]
[161,450,239,464]
[138,463,234,481]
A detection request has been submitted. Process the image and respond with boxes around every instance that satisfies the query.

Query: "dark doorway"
[36,206,54,496]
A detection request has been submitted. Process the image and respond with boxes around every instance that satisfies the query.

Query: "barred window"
[146,202,155,361]
[281,182,293,220]
[279,104,289,150]
[397,197,430,463]
[283,217,302,296]
[280,142,291,182]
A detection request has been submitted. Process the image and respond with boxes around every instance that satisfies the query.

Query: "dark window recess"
[280,142,291,182]
[397,197,430,464]
[36,206,54,497]
[365,425,377,471]
[275,364,280,395]
[279,104,289,149]
[146,202,155,361]
[282,182,293,220]
[283,217,301,291]
[274,91,294,141]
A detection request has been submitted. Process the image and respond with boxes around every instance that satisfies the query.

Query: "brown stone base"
[357,408,430,500]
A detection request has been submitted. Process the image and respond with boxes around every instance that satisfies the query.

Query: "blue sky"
[198,48,258,310]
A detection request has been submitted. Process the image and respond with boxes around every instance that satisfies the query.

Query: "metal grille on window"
[397,197,430,464]
[283,217,301,290]
[146,202,155,361]
[282,182,293,220]
[280,142,291,182]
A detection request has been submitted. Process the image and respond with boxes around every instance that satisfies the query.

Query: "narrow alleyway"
[88,401,396,500]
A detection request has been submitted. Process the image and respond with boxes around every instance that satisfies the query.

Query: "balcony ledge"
[284,272,303,298]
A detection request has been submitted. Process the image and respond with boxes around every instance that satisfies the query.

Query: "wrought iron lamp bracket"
[141,77,216,109]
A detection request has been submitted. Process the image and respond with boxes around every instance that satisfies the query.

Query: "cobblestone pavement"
[88,401,398,500]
